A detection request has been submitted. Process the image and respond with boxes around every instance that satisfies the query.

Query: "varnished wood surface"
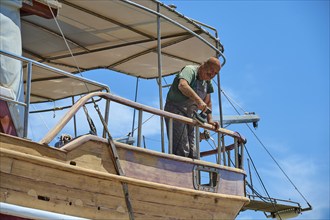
[0,133,249,219]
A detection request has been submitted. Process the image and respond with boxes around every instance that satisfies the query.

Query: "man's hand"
[178,79,208,110]
[208,121,220,130]
[197,100,207,111]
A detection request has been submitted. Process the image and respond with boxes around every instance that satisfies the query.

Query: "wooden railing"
[40,92,246,169]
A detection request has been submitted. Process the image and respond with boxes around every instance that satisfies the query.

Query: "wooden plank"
[1,171,128,219]
[128,184,244,219]
[0,133,66,160]
[7,158,123,197]
[59,137,246,196]
[119,149,195,189]
[1,134,249,219]
[1,133,246,196]
[65,141,117,174]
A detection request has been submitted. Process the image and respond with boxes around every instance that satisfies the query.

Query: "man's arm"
[204,94,220,130]
[178,79,207,110]
[204,94,212,121]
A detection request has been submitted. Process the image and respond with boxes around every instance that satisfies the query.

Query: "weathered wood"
[39,92,246,145]
[1,133,249,219]
[1,133,246,196]
[0,132,66,160]
[200,143,237,157]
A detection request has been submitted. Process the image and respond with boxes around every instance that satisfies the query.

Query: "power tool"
[193,107,212,124]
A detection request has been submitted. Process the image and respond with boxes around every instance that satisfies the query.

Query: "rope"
[94,104,135,220]
[245,146,281,219]
[221,89,282,218]
[130,114,155,134]
[221,88,311,209]
[47,3,82,74]
[47,2,100,136]
[221,89,247,114]
[245,122,311,206]
[46,5,135,218]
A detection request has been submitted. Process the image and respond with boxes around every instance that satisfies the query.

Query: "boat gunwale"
[0,145,249,204]
[0,132,246,176]
[60,133,247,175]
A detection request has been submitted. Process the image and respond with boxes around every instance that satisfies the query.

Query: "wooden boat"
[0,0,310,219]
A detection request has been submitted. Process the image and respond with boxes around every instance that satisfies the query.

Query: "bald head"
[197,57,221,80]
[205,57,221,72]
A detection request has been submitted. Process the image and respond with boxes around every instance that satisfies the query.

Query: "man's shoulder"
[184,65,199,71]
[180,65,198,77]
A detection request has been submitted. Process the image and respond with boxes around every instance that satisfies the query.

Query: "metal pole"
[103,98,110,139]
[234,138,239,168]
[143,135,146,149]
[131,77,139,137]
[228,148,231,167]
[157,3,165,153]
[137,109,143,147]
[217,132,221,165]
[72,96,77,137]
[168,118,173,154]
[240,143,245,169]
[23,61,32,138]
[223,140,227,166]
[217,71,227,166]
[247,158,253,194]
[195,125,200,159]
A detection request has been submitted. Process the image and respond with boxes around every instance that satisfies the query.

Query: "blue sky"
[165,1,330,219]
[29,0,329,219]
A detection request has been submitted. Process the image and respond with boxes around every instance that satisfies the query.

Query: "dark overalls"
[164,78,208,159]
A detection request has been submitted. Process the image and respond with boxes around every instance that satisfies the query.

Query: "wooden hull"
[0,133,249,219]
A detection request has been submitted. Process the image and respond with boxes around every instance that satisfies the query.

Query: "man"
[164,57,221,159]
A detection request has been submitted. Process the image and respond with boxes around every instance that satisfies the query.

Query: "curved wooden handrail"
[39,92,245,145]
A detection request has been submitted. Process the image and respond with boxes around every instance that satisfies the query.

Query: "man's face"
[200,64,220,80]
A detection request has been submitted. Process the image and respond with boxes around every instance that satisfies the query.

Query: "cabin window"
[193,165,220,192]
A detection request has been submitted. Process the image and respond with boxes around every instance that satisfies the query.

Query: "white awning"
[21,0,224,79]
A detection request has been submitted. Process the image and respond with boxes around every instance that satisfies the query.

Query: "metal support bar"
[122,0,226,66]
[216,71,227,166]
[222,138,227,166]
[234,138,239,168]
[137,109,143,147]
[157,3,165,153]
[0,50,110,92]
[143,135,146,148]
[217,132,221,165]
[227,149,231,167]
[23,62,32,138]
[195,125,200,159]
[72,96,77,137]
[103,97,110,139]
[131,77,139,137]
[0,96,27,106]
[168,118,173,154]
[241,143,245,169]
